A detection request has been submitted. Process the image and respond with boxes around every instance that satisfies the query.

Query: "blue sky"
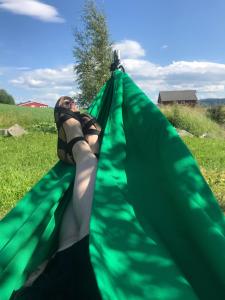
[0,0,225,106]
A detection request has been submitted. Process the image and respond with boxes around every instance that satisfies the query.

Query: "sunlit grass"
[0,103,54,129]
[0,132,58,218]
[183,137,225,210]
[160,104,225,138]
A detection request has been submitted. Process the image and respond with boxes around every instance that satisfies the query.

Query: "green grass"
[159,105,225,207]
[0,104,61,218]
[0,103,54,128]
[0,132,58,218]
[183,137,225,209]
[160,104,225,138]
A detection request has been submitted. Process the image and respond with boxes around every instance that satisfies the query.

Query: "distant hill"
[199,98,225,106]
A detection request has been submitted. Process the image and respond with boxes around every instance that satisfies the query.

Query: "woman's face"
[60,97,79,112]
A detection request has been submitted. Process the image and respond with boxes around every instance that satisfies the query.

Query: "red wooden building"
[17,101,48,108]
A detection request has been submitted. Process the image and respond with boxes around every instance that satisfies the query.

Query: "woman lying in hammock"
[11,96,102,299]
[54,95,101,252]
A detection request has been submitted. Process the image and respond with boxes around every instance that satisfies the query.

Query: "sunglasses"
[62,98,75,108]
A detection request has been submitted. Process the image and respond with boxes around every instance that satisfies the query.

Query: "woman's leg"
[72,150,97,241]
[85,133,99,155]
[57,118,98,251]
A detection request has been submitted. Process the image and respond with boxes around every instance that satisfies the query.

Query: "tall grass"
[160,104,225,138]
[207,105,225,125]
[0,103,54,129]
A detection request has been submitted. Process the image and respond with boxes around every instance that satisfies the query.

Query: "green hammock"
[1,70,225,300]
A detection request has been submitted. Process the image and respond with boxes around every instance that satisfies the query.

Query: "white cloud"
[8,40,225,105]
[113,40,145,59]
[11,64,77,106]
[119,52,225,101]
[123,59,225,79]
[11,64,74,88]
[0,0,64,23]
[122,59,159,78]
[161,45,168,49]
[197,85,224,93]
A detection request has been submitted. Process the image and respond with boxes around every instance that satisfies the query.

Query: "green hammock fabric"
[1,70,225,300]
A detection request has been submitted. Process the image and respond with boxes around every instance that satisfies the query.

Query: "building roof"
[159,90,198,102]
[17,101,48,107]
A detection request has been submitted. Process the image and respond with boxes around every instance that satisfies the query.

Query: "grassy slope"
[0,103,225,218]
[0,132,58,218]
[0,103,54,128]
[160,104,225,138]
[0,104,58,218]
[160,104,225,208]
[184,137,225,209]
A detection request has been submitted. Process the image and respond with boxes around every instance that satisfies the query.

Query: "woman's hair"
[57,96,74,105]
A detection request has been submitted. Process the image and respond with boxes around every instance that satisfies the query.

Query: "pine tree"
[73,0,112,105]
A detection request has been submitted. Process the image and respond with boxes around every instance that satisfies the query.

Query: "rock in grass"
[176,128,194,137]
[0,129,10,136]
[200,133,210,138]
[7,124,27,137]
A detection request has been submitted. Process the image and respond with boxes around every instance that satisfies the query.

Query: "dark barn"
[158,90,198,106]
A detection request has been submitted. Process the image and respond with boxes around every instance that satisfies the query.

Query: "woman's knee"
[72,141,97,164]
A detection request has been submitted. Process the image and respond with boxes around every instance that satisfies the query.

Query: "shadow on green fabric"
[1,70,225,300]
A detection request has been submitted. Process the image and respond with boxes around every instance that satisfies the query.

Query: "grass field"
[0,132,58,218]
[0,103,225,218]
[160,104,225,138]
[0,103,54,128]
[184,137,225,210]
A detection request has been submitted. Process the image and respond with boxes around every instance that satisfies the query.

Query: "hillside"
[159,104,225,138]
[199,98,225,106]
[0,103,56,134]
[0,103,54,128]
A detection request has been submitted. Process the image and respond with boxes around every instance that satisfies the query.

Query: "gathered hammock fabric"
[1,70,225,300]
